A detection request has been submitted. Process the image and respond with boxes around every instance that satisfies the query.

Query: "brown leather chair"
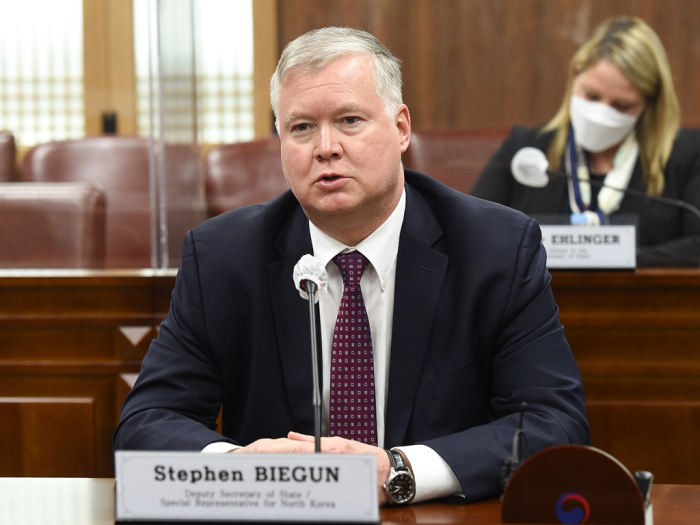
[205,137,288,217]
[404,128,510,195]
[20,137,205,268]
[0,183,105,268]
[0,132,16,182]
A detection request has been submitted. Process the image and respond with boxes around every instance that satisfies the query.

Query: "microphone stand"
[547,169,700,223]
[500,402,528,494]
[303,280,322,453]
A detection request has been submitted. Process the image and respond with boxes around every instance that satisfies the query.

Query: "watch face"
[388,472,415,504]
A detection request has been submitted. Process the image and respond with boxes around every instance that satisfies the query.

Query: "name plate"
[540,225,636,269]
[115,451,379,523]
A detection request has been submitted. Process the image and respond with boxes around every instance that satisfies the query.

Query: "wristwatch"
[383,449,416,504]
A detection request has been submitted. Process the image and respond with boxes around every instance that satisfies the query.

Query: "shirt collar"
[309,187,406,291]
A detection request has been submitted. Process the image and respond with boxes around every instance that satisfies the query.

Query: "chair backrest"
[20,137,204,268]
[162,143,207,267]
[404,128,510,194]
[0,132,16,182]
[0,182,105,268]
[205,137,288,217]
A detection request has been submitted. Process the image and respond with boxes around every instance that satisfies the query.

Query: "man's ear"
[396,104,411,153]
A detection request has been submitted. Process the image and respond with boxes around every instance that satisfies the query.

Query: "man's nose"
[315,125,343,160]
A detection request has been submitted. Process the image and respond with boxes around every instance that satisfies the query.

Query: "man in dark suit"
[114,27,589,504]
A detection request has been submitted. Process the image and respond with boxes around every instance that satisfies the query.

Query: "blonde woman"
[472,16,700,267]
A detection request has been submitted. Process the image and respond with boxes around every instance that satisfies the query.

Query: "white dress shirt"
[205,187,461,502]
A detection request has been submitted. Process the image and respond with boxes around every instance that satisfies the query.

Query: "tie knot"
[333,251,368,286]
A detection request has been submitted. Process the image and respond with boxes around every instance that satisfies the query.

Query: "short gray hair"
[270,27,403,120]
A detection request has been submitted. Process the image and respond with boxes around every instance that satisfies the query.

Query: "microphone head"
[511,147,550,188]
[293,254,328,303]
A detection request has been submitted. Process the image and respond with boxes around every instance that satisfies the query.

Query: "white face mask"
[569,95,639,152]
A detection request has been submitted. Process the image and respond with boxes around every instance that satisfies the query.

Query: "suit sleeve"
[636,235,700,267]
[113,231,236,451]
[636,134,700,267]
[420,218,590,502]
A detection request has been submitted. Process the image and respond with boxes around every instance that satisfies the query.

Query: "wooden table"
[0,478,698,524]
[2,269,700,482]
[551,270,700,484]
[0,270,176,478]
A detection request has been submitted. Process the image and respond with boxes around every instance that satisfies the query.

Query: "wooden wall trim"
[83,0,137,136]
[253,0,278,137]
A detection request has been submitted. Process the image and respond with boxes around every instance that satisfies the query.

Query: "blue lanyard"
[567,126,587,212]
[566,126,607,224]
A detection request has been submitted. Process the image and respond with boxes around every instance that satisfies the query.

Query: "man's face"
[277,54,411,244]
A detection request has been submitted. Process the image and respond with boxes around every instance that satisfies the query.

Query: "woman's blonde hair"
[543,16,680,195]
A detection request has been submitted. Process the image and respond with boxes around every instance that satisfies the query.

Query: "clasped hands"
[231,431,392,505]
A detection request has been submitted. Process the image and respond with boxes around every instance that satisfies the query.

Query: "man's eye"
[343,117,360,125]
[292,123,309,132]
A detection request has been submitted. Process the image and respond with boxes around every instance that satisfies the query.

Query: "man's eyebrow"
[284,104,368,125]
[284,112,305,125]
[337,103,365,113]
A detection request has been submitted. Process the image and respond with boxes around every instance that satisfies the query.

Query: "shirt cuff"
[201,441,240,453]
[394,444,463,502]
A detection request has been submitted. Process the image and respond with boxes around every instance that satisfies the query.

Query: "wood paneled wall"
[277,0,700,129]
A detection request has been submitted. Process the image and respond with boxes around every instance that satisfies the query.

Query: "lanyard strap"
[566,126,587,212]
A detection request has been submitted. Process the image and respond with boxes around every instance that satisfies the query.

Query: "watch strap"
[386,448,407,472]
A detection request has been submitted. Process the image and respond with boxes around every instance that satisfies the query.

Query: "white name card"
[540,225,636,269]
[115,451,379,523]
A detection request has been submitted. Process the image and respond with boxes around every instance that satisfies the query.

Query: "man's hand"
[230,436,314,454]
[232,432,392,505]
[287,432,392,505]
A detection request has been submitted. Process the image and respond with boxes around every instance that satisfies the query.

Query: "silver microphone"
[292,255,327,452]
[293,254,328,302]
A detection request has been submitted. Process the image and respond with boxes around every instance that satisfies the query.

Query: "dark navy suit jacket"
[114,169,589,502]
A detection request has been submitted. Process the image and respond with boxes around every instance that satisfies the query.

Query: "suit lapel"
[385,184,448,447]
[267,205,316,433]
[266,183,448,443]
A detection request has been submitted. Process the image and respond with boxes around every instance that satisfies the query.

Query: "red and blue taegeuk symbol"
[555,492,590,524]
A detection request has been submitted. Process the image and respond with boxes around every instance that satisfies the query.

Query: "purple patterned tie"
[329,251,377,445]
